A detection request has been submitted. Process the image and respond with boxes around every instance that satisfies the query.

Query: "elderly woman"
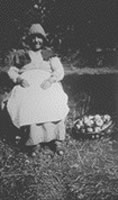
[6,23,69,156]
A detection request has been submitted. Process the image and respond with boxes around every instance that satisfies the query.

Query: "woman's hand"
[17,77,30,88]
[40,79,52,90]
[20,79,30,88]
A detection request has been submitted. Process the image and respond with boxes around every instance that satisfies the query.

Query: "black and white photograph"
[0,0,118,199]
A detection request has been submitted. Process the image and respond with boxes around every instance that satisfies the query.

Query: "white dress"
[7,50,69,130]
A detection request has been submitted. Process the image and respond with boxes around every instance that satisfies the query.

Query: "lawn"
[0,73,118,200]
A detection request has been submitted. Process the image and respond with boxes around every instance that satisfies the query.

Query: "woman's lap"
[7,71,69,128]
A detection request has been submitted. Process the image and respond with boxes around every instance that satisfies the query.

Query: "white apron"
[7,69,69,128]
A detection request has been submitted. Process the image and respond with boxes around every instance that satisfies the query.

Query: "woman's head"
[26,23,47,51]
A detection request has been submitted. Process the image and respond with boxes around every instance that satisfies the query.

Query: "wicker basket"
[72,115,115,139]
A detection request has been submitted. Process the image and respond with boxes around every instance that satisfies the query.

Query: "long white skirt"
[7,70,69,128]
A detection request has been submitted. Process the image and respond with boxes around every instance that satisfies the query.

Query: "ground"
[0,68,118,200]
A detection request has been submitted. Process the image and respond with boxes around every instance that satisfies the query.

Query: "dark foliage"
[0,0,117,58]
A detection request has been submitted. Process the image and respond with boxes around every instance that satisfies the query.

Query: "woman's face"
[30,34,44,51]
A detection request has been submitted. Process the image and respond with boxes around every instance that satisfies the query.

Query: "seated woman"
[6,23,69,156]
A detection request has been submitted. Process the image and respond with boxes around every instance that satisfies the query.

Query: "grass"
[1,129,118,200]
[0,74,118,200]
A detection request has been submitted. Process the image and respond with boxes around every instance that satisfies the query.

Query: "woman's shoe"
[55,141,64,156]
[30,151,37,157]
[26,144,40,157]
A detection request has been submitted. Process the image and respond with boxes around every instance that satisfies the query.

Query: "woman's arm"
[40,57,64,90]
[8,66,20,83]
[5,50,30,87]
[49,57,64,83]
[8,66,30,87]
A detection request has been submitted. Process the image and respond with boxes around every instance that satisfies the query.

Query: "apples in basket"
[73,114,114,139]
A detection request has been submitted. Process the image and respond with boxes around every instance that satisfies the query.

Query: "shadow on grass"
[63,74,118,115]
[0,108,20,146]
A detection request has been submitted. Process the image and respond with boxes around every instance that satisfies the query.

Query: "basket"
[72,114,115,139]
